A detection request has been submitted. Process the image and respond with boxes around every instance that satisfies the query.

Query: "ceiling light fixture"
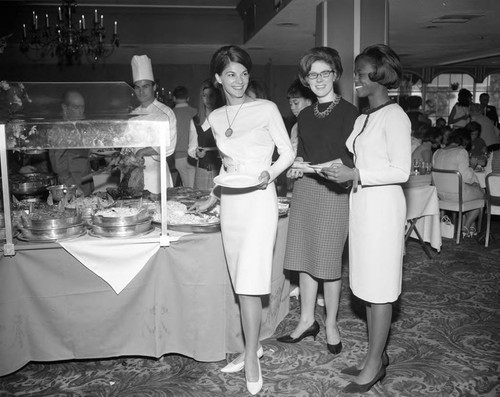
[431,14,483,24]
[19,0,119,65]
[276,22,299,27]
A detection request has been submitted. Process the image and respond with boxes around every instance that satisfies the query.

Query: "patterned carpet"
[1,221,500,397]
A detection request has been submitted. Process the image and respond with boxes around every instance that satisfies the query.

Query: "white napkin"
[59,231,161,294]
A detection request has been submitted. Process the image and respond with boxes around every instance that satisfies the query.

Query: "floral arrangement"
[0,80,32,119]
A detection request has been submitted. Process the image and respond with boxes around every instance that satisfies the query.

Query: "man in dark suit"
[479,93,499,127]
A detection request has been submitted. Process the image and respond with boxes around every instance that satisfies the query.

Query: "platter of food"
[159,200,220,233]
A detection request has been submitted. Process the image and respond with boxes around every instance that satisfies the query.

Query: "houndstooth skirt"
[284,175,349,280]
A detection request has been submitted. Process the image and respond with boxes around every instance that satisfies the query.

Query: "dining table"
[0,217,290,377]
[475,170,486,188]
[403,182,442,257]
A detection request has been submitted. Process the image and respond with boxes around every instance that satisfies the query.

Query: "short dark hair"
[422,126,442,143]
[298,47,343,87]
[210,45,252,77]
[355,44,402,89]
[286,78,316,102]
[173,86,189,100]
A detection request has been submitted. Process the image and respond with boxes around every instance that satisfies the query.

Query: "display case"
[0,82,171,255]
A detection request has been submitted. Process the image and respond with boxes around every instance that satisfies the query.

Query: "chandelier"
[19,0,119,65]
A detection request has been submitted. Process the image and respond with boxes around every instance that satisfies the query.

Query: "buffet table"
[0,217,290,377]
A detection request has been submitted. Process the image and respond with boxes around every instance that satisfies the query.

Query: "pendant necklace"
[313,94,341,118]
[225,98,246,137]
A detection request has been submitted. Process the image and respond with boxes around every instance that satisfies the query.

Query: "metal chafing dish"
[10,173,57,196]
[92,208,149,226]
[19,223,86,241]
[21,211,82,229]
[47,185,77,202]
[91,218,152,237]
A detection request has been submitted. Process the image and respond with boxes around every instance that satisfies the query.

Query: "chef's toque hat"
[131,55,154,82]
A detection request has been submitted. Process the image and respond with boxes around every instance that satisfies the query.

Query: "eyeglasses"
[307,70,334,80]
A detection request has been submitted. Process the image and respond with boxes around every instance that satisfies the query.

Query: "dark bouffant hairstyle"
[210,45,252,77]
[355,44,402,89]
[298,47,343,87]
[286,78,316,102]
[457,88,472,106]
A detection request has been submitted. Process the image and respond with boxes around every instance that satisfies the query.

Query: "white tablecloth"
[404,184,442,252]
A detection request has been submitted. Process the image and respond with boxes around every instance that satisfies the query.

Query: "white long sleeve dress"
[346,103,411,303]
[207,99,295,295]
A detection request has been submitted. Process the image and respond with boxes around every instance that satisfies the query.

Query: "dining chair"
[485,172,500,247]
[431,168,485,244]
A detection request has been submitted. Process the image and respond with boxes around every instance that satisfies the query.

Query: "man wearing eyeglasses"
[48,90,94,196]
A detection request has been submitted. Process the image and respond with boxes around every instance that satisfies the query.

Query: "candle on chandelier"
[94,9,98,24]
[35,14,38,30]
[79,19,82,31]
[58,7,62,22]
[32,11,36,27]
[45,14,49,28]
[82,15,86,30]
[22,24,27,39]
[114,21,117,35]
[100,15,104,28]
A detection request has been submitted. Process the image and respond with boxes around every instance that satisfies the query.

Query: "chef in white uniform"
[130,54,177,192]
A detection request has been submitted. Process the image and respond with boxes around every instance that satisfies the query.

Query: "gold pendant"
[225,128,233,137]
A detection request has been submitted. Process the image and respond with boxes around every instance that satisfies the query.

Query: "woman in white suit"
[321,44,411,394]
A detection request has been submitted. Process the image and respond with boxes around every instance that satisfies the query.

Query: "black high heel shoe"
[276,320,320,343]
[343,365,386,394]
[341,351,390,376]
[327,341,342,355]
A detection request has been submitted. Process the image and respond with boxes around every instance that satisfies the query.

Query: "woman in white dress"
[321,44,411,393]
[191,45,294,395]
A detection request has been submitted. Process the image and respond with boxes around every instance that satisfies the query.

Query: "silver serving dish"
[47,184,77,202]
[92,208,149,226]
[91,218,152,237]
[19,223,86,241]
[21,212,82,230]
[10,173,57,195]
[167,222,220,233]
[47,185,78,202]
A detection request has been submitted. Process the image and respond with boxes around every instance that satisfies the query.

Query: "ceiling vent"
[431,14,483,24]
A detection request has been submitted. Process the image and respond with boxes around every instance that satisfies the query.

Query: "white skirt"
[220,182,278,295]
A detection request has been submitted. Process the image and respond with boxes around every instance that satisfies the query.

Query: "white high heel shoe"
[246,358,263,395]
[220,346,264,373]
